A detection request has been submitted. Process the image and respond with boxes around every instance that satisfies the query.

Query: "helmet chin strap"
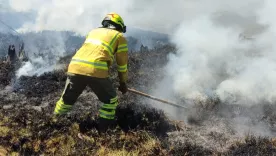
[122,26,126,33]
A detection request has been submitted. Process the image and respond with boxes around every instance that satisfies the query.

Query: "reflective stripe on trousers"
[54,98,73,115]
[99,96,118,120]
[117,64,127,72]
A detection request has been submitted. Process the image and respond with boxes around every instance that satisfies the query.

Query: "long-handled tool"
[128,88,187,109]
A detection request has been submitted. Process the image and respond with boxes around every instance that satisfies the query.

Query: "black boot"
[97,118,117,133]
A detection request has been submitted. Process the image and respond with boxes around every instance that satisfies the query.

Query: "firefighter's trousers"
[54,74,118,120]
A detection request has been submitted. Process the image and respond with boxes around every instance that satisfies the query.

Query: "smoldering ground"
[144,0,276,152]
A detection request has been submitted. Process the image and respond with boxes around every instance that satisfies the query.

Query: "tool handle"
[128,88,187,109]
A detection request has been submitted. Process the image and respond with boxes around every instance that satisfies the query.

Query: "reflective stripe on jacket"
[67,28,128,82]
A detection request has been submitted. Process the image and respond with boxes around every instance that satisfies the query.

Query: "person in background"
[7,45,17,64]
[18,42,28,61]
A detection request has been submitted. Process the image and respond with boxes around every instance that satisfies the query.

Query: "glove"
[118,82,128,94]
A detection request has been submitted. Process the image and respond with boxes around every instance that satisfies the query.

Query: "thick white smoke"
[150,0,276,106]
[15,31,67,77]
[143,0,276,136]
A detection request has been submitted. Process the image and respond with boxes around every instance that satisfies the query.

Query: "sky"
[2,0,262,35]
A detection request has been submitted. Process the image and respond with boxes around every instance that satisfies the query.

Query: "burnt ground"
[0,45,276,155]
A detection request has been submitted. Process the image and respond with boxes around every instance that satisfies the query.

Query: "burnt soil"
[1,45,276,155]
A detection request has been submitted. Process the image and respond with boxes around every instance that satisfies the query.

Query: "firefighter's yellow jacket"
[68,28,128,82]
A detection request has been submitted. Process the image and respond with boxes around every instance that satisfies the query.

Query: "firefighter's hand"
[118,82,128,94]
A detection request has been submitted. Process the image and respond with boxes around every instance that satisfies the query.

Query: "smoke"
[15,31,67,77]
[159,0,275,105]
[16,58,50,77]
[146,0,276,137]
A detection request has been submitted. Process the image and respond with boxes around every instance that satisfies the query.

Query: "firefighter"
[53,12,128,132]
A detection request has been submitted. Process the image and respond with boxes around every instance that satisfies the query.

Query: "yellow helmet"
[101,12,126,33]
